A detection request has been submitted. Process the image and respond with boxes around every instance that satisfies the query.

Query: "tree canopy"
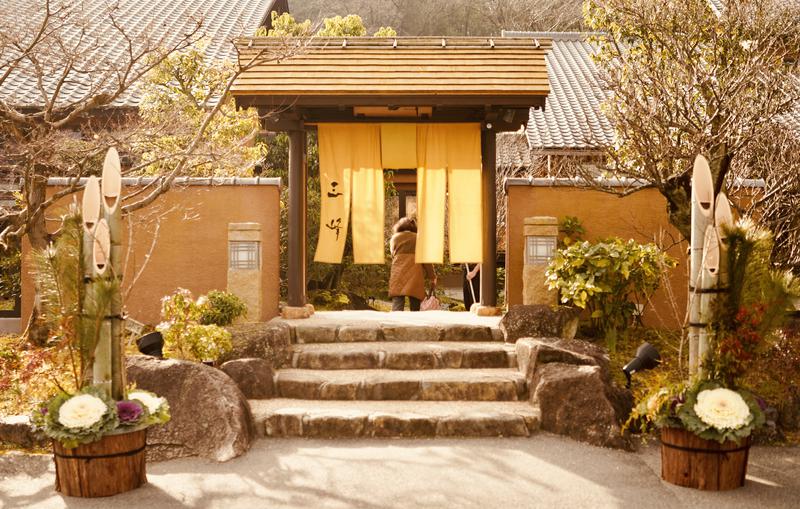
[584,0,800,241]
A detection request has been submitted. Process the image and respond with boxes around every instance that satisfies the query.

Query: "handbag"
[420,286,441,311]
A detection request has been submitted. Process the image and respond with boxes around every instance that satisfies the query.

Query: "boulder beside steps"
[249,321,540,438]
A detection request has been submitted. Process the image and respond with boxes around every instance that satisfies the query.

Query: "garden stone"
[126,356,254,462]
[515,337,610,382]
[530,362,632,450]
[220,358,275,399]
[221,322,291,368]
[500,305,580,343]
[0,415,47,449]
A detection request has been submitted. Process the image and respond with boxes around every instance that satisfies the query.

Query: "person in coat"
[388,217,436,311]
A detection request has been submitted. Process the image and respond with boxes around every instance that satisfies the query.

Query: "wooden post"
[480,126,498,308]
[287,129,307,308]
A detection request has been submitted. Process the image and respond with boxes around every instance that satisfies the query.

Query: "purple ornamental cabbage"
[116,400,144,424]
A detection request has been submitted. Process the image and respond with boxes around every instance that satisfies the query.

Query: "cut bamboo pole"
[80,177,101,388]
[689,155,715,375]
[102,148,125,400]
[92,218,112,397]
[698,226,720,377]
[714,193,733,289]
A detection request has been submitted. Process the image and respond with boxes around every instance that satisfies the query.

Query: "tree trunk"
[663,172,692,242]
[25,176,50,346]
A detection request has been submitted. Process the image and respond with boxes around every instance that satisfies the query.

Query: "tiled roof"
[496,132,536,171]
[0,0,281,109]
[503,32,614,151]
[707,0,800,15]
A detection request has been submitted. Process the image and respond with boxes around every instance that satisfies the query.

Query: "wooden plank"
[233,78,551,86]
[236,68,550,76]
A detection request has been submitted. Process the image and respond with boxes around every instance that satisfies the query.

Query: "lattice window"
[525,236,556,265]
[229,241,260,270]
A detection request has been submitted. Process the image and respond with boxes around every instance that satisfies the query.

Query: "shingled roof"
[0,0,284,109]
[232,36,551,106]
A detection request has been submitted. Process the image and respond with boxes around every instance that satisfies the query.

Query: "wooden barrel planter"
[661,427,750,491]
[53,428,147,497]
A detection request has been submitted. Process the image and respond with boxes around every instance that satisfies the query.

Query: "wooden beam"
[258,107,530,133]
[287,129,307,307]
[480,128,498,307]
[236,94,546,109]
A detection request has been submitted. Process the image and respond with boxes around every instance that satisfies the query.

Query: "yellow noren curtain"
[315,124,353,263]
[315,124,385,264]
[380,123,417,169]
[446,124,483,263]
[415,124,448,264]
[351,125,385,264]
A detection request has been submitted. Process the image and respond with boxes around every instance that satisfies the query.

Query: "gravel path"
[2,435,798,509]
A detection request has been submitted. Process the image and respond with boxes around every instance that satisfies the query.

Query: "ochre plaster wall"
[506,186,688,329]
[21,184,281,326]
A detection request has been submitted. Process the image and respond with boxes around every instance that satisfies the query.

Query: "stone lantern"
[228,223,262,321]
[522,216,558,306]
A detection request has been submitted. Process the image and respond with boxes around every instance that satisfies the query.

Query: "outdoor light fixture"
[137,331,164,358]
[525,235,557,265]
[622,342,661,388]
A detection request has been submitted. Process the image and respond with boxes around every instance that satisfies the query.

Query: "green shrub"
[158,289,234,362]
[546,238,676,350]
[0,247,21,301]
[199,290,247,326]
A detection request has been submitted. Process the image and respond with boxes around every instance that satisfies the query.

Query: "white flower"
[694,388,751,430]
[196,296,208,307]
[57,394,108,429]
[128,391,165,414]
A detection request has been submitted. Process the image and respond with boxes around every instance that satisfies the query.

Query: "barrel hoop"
[662,441,749,455]
[54,444,146,460]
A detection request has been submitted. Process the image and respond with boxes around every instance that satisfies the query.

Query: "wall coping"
[46,176,281,187]
[504,176,766,190]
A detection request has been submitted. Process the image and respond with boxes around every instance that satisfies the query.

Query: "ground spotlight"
[137,331,164,358]
[622,342,660,388]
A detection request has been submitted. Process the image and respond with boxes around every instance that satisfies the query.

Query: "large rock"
[126,356,253,462]
[531,362,632,450]
[220,358,275,399]
[500,305,580,343]
[515,338,610,382]
[0,415,47,449]
[221,321,292,367]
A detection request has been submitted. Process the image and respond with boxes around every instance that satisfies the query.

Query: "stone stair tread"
[275,368,527,401]
[290,341,516,370]
[292,341,514,353]
[250,399,541,438]
[277,368,524,383]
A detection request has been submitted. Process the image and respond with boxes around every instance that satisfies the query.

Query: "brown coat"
[388,231,434,300]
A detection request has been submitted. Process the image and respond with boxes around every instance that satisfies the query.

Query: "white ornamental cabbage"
[694,388,751,430]
[128,391,165,414]
[57,394,108,429]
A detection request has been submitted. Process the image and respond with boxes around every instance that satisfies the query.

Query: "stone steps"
[293,323,503,344]
[250,399,540,438]
[275,368,527,401]
[290,341,516,370]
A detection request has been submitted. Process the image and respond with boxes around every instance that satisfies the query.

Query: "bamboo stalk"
[102,148,125,400]
[81,177,101,389]
[91,218,112,398]
[689,155,714,375]
[698,226,720,378]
